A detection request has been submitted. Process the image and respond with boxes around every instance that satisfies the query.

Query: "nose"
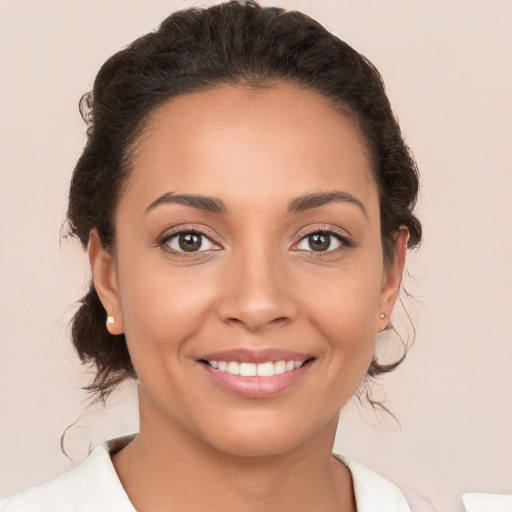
[216,244,298,332]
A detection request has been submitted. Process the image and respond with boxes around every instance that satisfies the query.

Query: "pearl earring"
[379,313,386,319]
[106,316,115,326]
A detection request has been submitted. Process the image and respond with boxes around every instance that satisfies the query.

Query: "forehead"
[124,83,378,213]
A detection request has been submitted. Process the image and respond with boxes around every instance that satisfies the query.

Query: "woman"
[1,1,430,510]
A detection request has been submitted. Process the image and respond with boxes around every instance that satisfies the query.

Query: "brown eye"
[179,233,202,252]
[308,234,330,251]
[164,231,218,253]
[296,232,343,252]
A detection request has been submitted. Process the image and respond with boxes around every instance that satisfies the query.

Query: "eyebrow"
[145,190,366,217]
[286,191,367,217]
[145,192,227,214]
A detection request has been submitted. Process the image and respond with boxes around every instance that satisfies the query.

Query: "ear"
[88,229,124,335]
[378,227,409,331]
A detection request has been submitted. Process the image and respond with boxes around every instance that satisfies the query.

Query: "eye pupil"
[179,233,202,252]
[309,233,330,251]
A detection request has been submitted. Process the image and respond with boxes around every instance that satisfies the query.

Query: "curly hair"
[67,0,421,402]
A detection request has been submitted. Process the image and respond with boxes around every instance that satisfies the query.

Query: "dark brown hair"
[67,0,421,402]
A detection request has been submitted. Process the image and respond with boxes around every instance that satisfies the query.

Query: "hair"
[66,0,422,402]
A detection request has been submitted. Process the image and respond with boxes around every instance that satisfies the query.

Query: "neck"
[112,390,355,512]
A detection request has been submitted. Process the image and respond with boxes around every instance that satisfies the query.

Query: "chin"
[203,429,304,459]
[193,408,336,459]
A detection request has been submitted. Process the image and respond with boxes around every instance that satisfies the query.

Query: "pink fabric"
[403,489,437,512]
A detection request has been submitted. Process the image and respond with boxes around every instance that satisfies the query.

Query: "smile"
[205,360,305,377]
[197,348,314,398]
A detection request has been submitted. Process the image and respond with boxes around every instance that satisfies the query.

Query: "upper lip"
[197,348,313,364]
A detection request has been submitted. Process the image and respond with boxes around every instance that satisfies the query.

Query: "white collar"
[1,435,411,511]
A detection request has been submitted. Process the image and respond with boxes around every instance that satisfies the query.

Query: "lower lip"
[199,361,313,399]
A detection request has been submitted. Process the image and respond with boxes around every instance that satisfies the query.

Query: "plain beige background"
[1,1,511,511]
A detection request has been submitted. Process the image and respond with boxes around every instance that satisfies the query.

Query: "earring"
[106,316,115,327]
[379,313,386,319]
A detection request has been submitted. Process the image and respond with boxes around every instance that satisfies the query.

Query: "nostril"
[224,314,290,330]
[217,290,297,331]
[225,317,243,325]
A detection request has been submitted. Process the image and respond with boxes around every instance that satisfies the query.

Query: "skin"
[90,83,408,512]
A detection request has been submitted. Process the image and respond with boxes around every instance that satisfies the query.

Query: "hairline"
[106,78,386,259]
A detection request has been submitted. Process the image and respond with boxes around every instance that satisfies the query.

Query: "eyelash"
[158,225,353,257]
[159,226,221,257]
[293,226,353,254]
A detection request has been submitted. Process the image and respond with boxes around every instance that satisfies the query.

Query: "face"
[91,83,406,457]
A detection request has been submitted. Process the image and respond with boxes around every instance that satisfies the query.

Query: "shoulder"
[0,444,135,512]
[335,455,435,512]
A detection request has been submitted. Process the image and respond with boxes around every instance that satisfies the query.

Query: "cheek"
[295,260,383,372]
[116,255,219,367]
[299,260,383,330]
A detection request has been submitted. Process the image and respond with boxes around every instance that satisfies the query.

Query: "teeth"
[257,362,274,377]
[226,361,240,375]
[207,359,305,377]
[239,362,257,376]
[274,361,286,374]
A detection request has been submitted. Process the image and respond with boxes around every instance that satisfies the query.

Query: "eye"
[295,231,345,252]
[163,230,219,253]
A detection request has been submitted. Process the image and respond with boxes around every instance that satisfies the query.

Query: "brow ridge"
[286,191,367,216]
[145,192,227,214]
[145,190,366,217]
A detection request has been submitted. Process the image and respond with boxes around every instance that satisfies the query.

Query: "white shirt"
[1,438,415,511]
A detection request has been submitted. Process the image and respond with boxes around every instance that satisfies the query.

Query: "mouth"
[200,359,310,377]
[196,348,315,398]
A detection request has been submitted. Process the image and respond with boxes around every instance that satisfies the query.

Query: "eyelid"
[291,224,354,253]
[155,223,353,255]
[294,224,353,243]
[157,224,223,253]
